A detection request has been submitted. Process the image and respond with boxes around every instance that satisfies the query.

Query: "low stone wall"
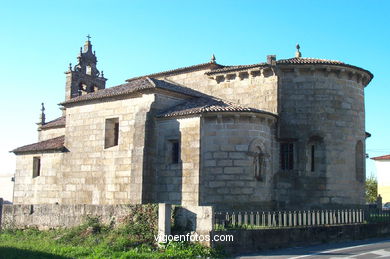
[212,223,390,254]
[0,203,156,230]
[173,205,214,237]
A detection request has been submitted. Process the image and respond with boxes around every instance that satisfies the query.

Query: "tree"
[366,175,378,204]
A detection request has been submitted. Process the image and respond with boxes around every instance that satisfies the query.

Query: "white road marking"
[288,240,390,259]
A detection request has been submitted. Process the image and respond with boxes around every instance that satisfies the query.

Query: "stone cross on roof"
[86,34,91,41]
[295,44,302,58]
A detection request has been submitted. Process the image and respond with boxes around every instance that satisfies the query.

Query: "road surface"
[237,238,390,258]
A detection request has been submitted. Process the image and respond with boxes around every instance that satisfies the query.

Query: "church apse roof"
[157,97,277,118]
[60,77,205,106]
[206,57,373,80]
[12,136,66,154]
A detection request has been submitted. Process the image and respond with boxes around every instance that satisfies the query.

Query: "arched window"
[78,83,88,95]
[355,140,364,182]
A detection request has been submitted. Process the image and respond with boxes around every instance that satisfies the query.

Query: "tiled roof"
[126,62,223,82]
[206,57,373,80]
[206,63,268,75]
[157,97,277,118]
[41,116,66,129]
[12,136,66,154]
[277,57,373,79]
[277,57,345,65]
[371,154,390,161]
[60,77,204,106]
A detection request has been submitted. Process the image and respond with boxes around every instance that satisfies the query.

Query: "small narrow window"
[104,118,119,149]
[355,140,364,182]
[114,122,119,146]
[169,140,179,164]
[311,145,315,172]
[33,157,41,178]
[280,143,294,170]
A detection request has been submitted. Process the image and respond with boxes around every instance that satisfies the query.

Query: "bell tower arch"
[64,35,107,101]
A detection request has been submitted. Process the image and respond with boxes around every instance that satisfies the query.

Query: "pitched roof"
[157,97,277,118]
[371,154,390,161]
[60,77,204,106]
[41,116,66,129]
[12,136,66,154]
[126,62,223,82]
[206,57,373,81]
[205,63,268,75]
[277,57,345,65]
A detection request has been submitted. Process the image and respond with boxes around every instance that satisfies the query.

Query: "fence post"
[0,198,3,229]
[158,203,171,244]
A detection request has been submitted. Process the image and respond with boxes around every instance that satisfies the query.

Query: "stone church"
[12,38,373,209]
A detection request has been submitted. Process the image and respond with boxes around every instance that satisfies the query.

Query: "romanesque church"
[12,38,373,209]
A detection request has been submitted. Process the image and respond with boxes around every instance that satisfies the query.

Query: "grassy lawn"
[0,216,223,259]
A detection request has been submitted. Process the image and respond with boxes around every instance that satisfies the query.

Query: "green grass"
[0,217,223,259]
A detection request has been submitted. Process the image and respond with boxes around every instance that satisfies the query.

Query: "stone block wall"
[174,205,214,237]
[212,223,390,254]
[156,117,201,206]
[275,67,367,207]
[13,153,63,204]
[1,203,156,230]
[199,113,277,208]
[163,68,278,113]
[39,127,65,141]
[13,93,187,205]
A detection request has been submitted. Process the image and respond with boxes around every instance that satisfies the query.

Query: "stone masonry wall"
[13,153,63,204]
[156,117,201,206]
[13,93,187,205]
[39,127,65,141]
[275,67,367,207]
[200,113,277,208]
[163,68,278,113]
[1,203,156,230]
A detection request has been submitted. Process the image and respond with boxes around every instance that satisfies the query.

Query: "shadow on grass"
[0,247,71,259]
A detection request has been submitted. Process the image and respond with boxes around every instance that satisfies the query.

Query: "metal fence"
[214,209,367,229]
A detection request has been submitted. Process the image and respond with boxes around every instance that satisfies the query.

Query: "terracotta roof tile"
[12,136,66,154]
[206,63,268,75]
[60,77,204,106]
[41,116,66,129]
[157,97,277,118]
[206,57,373,81]
[371,154,390,161]
[277,57,345,65]
[126,62,223,82]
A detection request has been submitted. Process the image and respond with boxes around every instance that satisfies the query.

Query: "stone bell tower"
[64,35,107,101]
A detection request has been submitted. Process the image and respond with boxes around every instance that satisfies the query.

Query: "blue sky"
[0,0,389,177]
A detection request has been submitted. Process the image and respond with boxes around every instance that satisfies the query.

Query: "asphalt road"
[236,238,390,258]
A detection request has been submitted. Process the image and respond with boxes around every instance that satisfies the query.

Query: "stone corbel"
[325,67,331,77]
[250,115,257,123]
[337,68,346,79]
[217,114,223,124]
[309,66,316,76]
[348,71,356,80]
[294,68,300,77]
